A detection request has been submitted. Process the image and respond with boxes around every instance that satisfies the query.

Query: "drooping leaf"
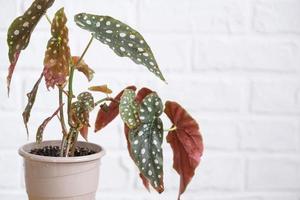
[43,8,71,89]
[89,84,112,94]
[124,124,150,191]
[7,0,55,94]
[22,73,43,137]
[95,86,136,132]
[119,89,140,129]
[36,104,63,143]
[128,93,165,193]
[71,92,94,140]
[164,101,203,200]
[74,13,166,82]
[72,56,94,81]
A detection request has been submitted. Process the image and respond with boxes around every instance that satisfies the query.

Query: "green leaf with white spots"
[22,73,43,137]
[74,13,166,83]
[7,0,55,95]
[129,118,164,193]
[77,92,95,111]
[139,93,163,123]
[128,92,165,193]
[119,89,140,129]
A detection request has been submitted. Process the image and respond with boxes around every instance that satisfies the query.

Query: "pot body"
[19,140,105,200]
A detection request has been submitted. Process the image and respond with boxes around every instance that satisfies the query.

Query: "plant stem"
[58,87,68,156]
[164,126,177,132]
[94,97,117,107]
[45,14,52,24]
[67,35,94,127]
[64,35,94,157]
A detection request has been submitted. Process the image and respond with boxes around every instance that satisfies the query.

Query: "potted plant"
[6,0,203,200]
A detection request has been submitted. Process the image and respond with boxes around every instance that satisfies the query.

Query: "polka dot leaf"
[95,86,136,132]
[74,13,166,83]
[164,101,204,200]
[22,73,43,137]
[43,8,71,89]
[36,104,63,143]
[119,89,140,129]
[129,118,164,193]
[128,92,165,193]
[7,0,55,95]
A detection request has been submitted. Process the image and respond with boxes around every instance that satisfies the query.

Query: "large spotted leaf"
[119,89,140,129]
[74,13,166,82]
[164,101,203,200]
[129,92,165,193]
[36,104,63,143]
[43,8,70,89]
[7,0,55,94]
[22,73,43,137]
[95,86,136,132]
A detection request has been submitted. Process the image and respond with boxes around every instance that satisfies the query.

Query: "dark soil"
[30,145,96,157]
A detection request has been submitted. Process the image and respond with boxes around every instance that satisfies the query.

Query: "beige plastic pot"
[19,140,105,200]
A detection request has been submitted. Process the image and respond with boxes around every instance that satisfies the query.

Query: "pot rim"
[19,140,105,163]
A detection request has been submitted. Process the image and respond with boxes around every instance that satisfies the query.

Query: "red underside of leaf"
[124,124,150,191]
[94,86,136,132]
[7,52,20,95]
[165,101,203,200]
[80,125,89,141]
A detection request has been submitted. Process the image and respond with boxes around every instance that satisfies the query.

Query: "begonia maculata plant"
[6,0,203,199]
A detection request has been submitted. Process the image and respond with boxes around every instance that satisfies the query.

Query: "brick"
[240,119,298,151]
[199,118,239,150]
[189,155,243,190]
[251,80,300,114]
[98,154,131,190]
[0,114,25,149]
[190,0,247,33]
[194,39,300,72]
[0,0,17,30]
[0,151,22,189]
[253,0,300,33]
[0,74,22,111]
[139,0,246,33]
[247,157,300,190]
[145,35,192,72]
[138,76,244,112]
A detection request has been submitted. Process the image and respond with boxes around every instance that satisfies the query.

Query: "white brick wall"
[0,0,300,199]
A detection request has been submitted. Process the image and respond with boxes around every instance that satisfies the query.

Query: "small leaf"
[7,0,55,94]
[72,56,94,81]
[89,84,112,94]
[36,104,63,143]
[119,89,140,129]
[77,92,94,111]
[71,92,94,140]
[95,86,136,132]
[129,92,164,192]
[43,8,71,89]
[74,13,166,82]
[164,101,203,200]
[22,73,43,137]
